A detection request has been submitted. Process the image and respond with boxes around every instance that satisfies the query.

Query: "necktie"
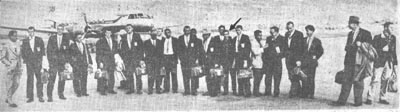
[167,39,170,53]
[58,36,61,49]
[307,38,311,51]
[108,38,112,50]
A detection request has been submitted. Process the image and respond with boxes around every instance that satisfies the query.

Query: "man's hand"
[99,63,104,69]
[382,45,389,51]
[296,61,301,66]
[356,41,361,47]
[263,43,269,48]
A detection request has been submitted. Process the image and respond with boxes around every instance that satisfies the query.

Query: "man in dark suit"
[301,25,324,99]
[200,29,213,96]
[160,29,179,93]
[177,26,205,96]
[232,25,252,97]
[144,29,163,94]
[70,31,93,97]
[95,29,119,95]
[283,21,305,98]
[262,26,285,97]
[46,25,71,101]
[365,22,397,105]
[21,26,45,103]
[219,29,235,96]
[333,16,372,106]
[119,24,145,94]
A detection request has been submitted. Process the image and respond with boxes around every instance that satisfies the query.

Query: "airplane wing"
[0,25,57,34]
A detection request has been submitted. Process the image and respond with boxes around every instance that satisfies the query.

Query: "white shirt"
[77,41,84,54]
[184,35,190,47]
[127,33,133,48]
[219,35,224,41]
[164,38,174,55]
[203,38,211,52]
[235,34,242,52]
[106,37,113,50]
[57,34,62,49]
[157,36,163,40]
[288,31,295,48]
[307,35,314,51]
[29,36,35,52]
[352,27,360,43]
[151,39,156,46]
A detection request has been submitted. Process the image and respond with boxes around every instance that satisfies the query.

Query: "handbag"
[94,69,109,79]
[60,63,74,80]
[191,66,203,77]
[335,70,345,84]
[40,69,49,83]
[388,69,397,92]
[160,67,167,76]
[294,67,307,79]
[237,69,253,79]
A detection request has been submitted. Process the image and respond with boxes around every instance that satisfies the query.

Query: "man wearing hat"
[200,28,213,96]
[334,16,372,106]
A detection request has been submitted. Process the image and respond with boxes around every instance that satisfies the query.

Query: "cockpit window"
[128,13,152,19]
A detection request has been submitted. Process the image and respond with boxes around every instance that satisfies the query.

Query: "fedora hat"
[349,16,360,24]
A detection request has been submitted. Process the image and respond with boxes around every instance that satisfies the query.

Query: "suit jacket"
[302,36,324,68]
[95,37,118,70]
[0,40,22,70]
[177,34,205,68]
[47,33,72,66]
[263,35,285,64]
[70,41,93,68]
[161,37,179,66]
[372,34,397,68]
[143,39,163,65]
[21,36,45,67]
[119,33,144,66]
[283,30,305,66]
[208,35,233,68]
[231,34,252,69]
[344,28,372,65]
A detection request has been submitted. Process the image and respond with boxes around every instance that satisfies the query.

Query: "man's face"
[76,34,84,42]
[150,30,157,39]
[126,26,133,33]
[202,34,210,40]
[223,31,229,37]
[10,32,18,42]
[157,29,163,36]
[184,28,191,35]
[286,24,294,32]
[235,28,242,35]
[28,29,35,37]
[384,25,393,34]
[165,30,171,38]
[306,29,314,37]
[57,26,64,35]
[255,32,262,40]
[105,31,112,37]
[270,29,277,37]
[219,27,225,35]
[348,23,357,30]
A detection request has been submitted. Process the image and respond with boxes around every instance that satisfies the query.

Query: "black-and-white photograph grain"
[0,0,398,111]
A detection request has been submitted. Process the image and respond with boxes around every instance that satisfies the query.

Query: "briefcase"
[160,67,166,76]
[335,70,345,84]
[237,69,253,79]
[191,66,203,77]
[88,65,94,75]
[94,69,109,80]
[294,67,307,79]
[136,67,146,76]
[41,69,49,83]
[210,68,224,77]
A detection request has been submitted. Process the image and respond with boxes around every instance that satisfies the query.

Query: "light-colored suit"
[1,40,22,104]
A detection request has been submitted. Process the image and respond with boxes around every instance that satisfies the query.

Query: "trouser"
[5,68,22,104]
[366,64,392,101]
[223,68,237,93]
[264,62,282,96]
[98,70,115,93]
[302,66,316,97]
[337,65,363,105]
[286,65,302,97]
[252,68,264,95]
[72,66,88,95]
[147,62,161,92]
[26,63,43,99]
[182,67,198,93]
[238,77,251,96]
[48,64,65,98]
[124,63,141,92]
[163,55,178,92]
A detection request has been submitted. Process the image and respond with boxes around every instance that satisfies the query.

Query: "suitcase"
[160,67,166,76]
[60,70,74,80]
[210,68,224,77]
[136,67,146,76]
[94,69,109,80]
[237,69,253,79]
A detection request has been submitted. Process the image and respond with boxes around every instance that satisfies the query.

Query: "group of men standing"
[1,16,397,108]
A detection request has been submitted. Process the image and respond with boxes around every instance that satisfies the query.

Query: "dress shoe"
[77,94,82,97]
[244,94,251,97]
[9,103,17,108]
[172,90,178,93]
[191,92,197,96]
[222,92,228,95]
[352,103,362,107]
[202,92,210,96]
[27,99,34,103]
[38,98,44,102]
[48,98,53,102]
[264,92,272,96]
[137,90,143,94]
[365,100,372,105]
[100,92,107,96]
[117,86,125,90]
[331,101,345,106]
[148,91,153,95]
[126,90,135,94]
[156,90,162,94]
[162,90,170,93]
[5,99,8,103]
[59,95,67,100]
[108,91,117,94]
[237,93,244,96]
[253,92,261,97]
[182,92,190,96]
[82,93,89,96]
[379,100,390,105]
